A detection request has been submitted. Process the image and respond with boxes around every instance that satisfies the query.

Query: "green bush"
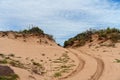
[21,27,44,34]
[0,59,8,64]
[54,72,62,77]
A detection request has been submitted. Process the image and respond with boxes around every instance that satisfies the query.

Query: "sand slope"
[0,37,79,80]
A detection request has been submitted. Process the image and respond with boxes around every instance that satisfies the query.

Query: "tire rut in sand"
[79,50,104,80]
[58,49,85,80]
[89,58,104,80]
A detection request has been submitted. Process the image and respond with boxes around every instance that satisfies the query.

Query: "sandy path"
[79,49,104,80]
[63,49,97,80]
[58,49,85,80]
[62,48,104,80]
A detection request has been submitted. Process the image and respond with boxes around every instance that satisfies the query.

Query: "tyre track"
[79,50,104,80]
[89,57,104,80]
[58,49,85,80]
[58,48,104,80]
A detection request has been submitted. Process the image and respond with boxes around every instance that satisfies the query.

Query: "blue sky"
[0,0,120,45]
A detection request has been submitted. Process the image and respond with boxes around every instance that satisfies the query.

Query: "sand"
[0,37,120,80]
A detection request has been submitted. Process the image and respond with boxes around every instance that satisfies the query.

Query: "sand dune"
[0,32,120,80]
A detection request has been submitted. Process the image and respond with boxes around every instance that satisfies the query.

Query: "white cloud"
[0,0,120,45]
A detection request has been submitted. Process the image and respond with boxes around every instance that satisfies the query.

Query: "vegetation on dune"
[0,59,8,64]
[20,26,55,41]
[0,53,45,76]
[53,53,76,78]
[54,72,62,78]
[115,59,120,63]
[96,27,120,42]
[0,74,19,80]
[64,29,93,47]
[0,26,55,41]
[64,27,120,47]
[20,27,44,34]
